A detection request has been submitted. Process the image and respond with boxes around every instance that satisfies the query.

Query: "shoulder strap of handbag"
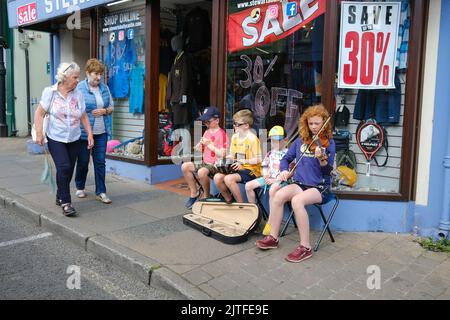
[45,91,56,129]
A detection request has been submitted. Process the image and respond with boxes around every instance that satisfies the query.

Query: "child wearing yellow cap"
[245,125,288,234]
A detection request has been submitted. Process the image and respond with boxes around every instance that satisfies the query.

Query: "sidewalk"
[1,137,450,300]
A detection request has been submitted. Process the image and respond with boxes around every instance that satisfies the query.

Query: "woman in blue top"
[255,104,335,263]
[34,62,94,216]
[75,59,114,204]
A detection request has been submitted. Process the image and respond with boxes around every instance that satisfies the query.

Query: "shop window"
[158,1,213,161]
[99,0,146,161]
[226,1,325,139]
[333,0,410,194]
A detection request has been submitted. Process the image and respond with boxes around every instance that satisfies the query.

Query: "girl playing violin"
[255,104,335,263]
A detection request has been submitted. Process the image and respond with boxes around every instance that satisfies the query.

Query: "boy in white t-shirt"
[182,106,228,209]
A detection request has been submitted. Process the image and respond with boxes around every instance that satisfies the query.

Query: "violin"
[305,133,330,152]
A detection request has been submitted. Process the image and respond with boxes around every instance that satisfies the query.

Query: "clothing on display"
[159,74,168,113]
[353,72,401,124]
[166,50,193,125]
[129,64,145,114]
[160,28,176,75]
[191,52,211,109]
[106,38,137,99]
[397,0,410,70]
[182,6,211,53]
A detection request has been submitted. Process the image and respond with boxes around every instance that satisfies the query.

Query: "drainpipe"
[438,122,450,239]
[0,9,8,137]
[18,29,31,135]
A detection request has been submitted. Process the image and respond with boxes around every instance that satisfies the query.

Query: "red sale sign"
[17,3,38,26]
[228,0,326,53]
[338,2,400,89]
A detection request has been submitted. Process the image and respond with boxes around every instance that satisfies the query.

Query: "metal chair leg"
[255,188,269,220]
[313,197,339,251]
[280,203,297,237]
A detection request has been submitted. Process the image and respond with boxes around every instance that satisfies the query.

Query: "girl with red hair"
[255,104,335,263]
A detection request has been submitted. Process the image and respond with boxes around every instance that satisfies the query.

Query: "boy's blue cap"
[200,106,220,121]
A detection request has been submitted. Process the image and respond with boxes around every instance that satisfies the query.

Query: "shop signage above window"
[7,0,114,28]
[228,0,326,53]
[102,10,142,33]
[337,2,400,89]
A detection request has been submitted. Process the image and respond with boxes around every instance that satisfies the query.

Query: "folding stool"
[280,193,339,251]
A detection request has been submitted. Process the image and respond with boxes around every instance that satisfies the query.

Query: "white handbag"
[32,93,55,144]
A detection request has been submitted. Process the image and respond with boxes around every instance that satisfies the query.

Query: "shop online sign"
[228,0,326,53]
[338,2,400,89]
[8,0,114,28]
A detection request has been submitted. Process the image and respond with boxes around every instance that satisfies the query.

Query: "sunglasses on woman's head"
[233,122,245,127]
[63,63,75,74]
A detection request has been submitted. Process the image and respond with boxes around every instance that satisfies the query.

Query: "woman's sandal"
[61,203,77,217]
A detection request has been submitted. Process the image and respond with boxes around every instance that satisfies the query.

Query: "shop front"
[224,0,431,233]
[8,0,444,234]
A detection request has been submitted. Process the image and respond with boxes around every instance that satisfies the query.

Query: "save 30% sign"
[338,2,400,89]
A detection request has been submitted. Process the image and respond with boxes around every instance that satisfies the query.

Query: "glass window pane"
[99,0,146,161]
[158,1,213,161]
[333,0,410,193]
[226,1,325,140]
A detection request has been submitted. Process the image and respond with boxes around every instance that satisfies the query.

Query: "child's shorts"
[237,169,258,183]
[194,163,218,178]
[254,177,284,190]
[293,182,330,204]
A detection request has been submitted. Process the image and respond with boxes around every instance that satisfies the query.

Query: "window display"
[99,0,146,160]
[226,1,325,139]
[158,1,212,161]
[333,0,410,193]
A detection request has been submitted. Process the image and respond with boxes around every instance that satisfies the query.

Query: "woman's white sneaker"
[96,193,112,204]
[76,190,87,198]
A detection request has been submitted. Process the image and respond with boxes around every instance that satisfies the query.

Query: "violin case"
[183,201,260,244]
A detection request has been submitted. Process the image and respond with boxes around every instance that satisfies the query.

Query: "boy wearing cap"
[245,125,288,205]
[181,106,228,209]
[214,109,262,204]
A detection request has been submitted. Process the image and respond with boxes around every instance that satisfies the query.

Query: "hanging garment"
[129,64,145,114]
[353,72,401,124]
[182,6,211,53]
[160,28,176,75]
[159,74,168,113]
[106,38,137,99]
[166,51,193,125]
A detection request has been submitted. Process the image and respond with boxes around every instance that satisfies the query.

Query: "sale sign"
[337,2,400,89]
[17,3,38,26]
[228,0,326,53]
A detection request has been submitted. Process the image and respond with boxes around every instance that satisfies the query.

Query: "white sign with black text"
[338,2,400,89]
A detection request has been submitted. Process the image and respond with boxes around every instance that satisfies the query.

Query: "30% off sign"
[338,2,400,89]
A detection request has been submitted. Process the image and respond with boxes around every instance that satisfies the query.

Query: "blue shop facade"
[6,0,450,238]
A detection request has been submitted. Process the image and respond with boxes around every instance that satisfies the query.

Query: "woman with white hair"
[34,62,94,217]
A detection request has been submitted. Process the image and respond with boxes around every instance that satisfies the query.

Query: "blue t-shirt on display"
[129,65,145,114]
[106,37,137,99]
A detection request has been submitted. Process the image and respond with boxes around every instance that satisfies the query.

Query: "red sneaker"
[256,235,279,250]
[285,245,313,263]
